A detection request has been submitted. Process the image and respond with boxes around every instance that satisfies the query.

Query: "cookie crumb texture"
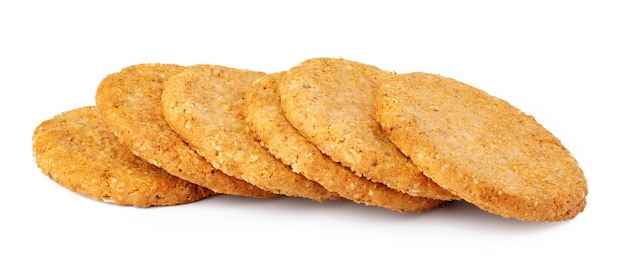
[95,63,275,198]
[278,58,455,200]
[244,72,443,212]
[161,65,340,202]
[32,106,213,207]
[376,72,587,222]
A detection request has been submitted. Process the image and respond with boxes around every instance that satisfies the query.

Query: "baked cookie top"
[244,72,444,212]
[95,63,275,198]
[375,72,588,221]
[278,57,455,200]
[161,65,340,202]
[32,106,213,207]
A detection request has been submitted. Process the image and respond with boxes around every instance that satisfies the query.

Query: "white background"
[2,1,624,266]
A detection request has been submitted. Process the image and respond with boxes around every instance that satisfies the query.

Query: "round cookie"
[278,57,455,200]
[95,63,275,199]
[32,106,213,207]
[375,72,588,221]
[161,65,340,202]
[244,72,444,212]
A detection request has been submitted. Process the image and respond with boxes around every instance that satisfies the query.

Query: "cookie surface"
[278,57,455,200]
[95,63,275,198]
[32,106,213,207]
[245,72,444,212]
[161,65,340,202]
[375,72,588,221]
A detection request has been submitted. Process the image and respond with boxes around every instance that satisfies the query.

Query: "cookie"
[244,72,444,212]
[32,106,213,207]
[95,63,275,199]
[375,72,588,221]
[161,65,340,202]
[278,57,455,200]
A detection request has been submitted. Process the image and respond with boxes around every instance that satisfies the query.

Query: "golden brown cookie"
[95,63,275,199]
[244,72,444,212]
[278,57,455,200]
[161,65,340,202]
[375,72,588,221]
[32,106,213,207]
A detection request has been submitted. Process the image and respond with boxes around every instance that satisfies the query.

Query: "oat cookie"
[278,57,455,200]
[375,72,587,221]
[245,72,444,212]
[32,106,213,207]
[161,65,340,202]
[95,63,275,198]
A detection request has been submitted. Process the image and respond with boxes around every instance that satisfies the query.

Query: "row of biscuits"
[95,62,441,212]
[32,58,587,221]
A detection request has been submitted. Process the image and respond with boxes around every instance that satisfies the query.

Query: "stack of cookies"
[32,58,588,222]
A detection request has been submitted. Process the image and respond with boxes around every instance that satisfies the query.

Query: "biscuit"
[95,63,275,198]
[161,65,341,202]
[375,72,588,221]
[244,72,444,212]
[278,57,455,200]
[32,106,213,207]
